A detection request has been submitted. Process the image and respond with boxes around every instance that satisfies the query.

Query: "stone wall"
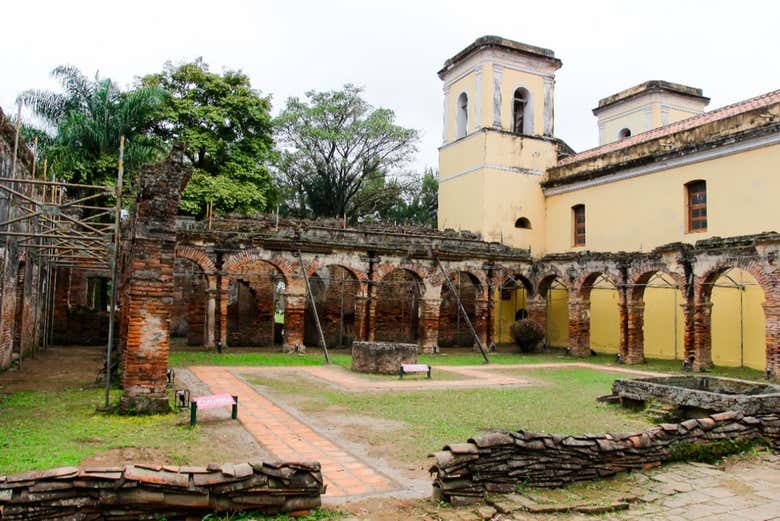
[351,341,418,374]
[0,461,324,520]
[429,411,780,504]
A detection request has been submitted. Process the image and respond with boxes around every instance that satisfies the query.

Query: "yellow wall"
[642,273,685,360]
[544,143,780,254]
[597,94,706,145]
[711,268,766,370]
[589,279,620,354]
[546,287,569,347]
[494,286,527,344]
[499,68,545,134]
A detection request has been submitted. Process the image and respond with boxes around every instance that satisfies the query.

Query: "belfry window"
[514,217,531,229]
[686,180,707,233]
[513,88,530,134]
[456,92,468,138]
[572,204,586,246]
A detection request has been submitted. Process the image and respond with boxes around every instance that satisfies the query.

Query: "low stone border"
[429,411,780,504]
[0,461,324,520]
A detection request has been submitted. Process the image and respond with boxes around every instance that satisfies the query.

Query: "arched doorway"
[710,268,766,370]
[495,274,532,344]
[375,269,422,343]
[438,271,481,347]
[171,257,208,346]
[226,260,286,347]
[641,272,684,360]
[304,265,358,348]
[540,276,569,348]
[587,274,621,355]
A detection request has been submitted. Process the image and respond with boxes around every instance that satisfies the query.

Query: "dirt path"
[0,346,104,392]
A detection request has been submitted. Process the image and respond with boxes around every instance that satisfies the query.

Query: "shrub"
[510,319,545,353]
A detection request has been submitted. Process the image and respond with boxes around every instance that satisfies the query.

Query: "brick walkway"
[188,362,666,500]
[189,366,399,499]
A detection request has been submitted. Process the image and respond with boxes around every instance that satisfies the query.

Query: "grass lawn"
[0,388,201,474]
[249,367,653,463]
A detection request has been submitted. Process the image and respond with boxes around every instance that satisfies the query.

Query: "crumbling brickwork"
[119,147,191,413]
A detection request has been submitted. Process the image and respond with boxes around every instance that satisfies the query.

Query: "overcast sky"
[3,0,778,172]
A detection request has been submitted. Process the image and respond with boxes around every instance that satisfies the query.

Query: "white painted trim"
[474,66,482,131]
[543,132,780,196]
[442,50,557,90]
[441,164,545,183]
[492,64,503,128]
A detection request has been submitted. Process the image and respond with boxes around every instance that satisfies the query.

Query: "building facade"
[438,36,780,372]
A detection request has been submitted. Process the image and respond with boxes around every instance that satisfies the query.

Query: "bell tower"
[437,36,563,253]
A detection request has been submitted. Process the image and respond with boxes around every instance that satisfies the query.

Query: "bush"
[510,319,545,353]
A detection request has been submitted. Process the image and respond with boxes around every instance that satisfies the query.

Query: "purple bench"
[190,393,238,426]
[400,363,431,379]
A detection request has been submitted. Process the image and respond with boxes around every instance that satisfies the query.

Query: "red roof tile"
[558,89,780,167]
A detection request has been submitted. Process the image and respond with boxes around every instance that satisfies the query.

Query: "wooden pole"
[431,247,490,363]
[104,136,124,408]
[298,250,330,364]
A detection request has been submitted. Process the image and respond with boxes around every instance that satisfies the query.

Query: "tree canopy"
[274,84,419,221]
[142,59,276,216]
[17,66,166,187]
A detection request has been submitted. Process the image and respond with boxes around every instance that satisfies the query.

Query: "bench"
[399,363,431,379]
[190,393,238,426]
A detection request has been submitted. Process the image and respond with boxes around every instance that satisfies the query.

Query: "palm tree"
[17,65,167,186]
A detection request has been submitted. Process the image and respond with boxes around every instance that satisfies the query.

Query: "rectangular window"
[687,181,707,233]
[572,204,586,246]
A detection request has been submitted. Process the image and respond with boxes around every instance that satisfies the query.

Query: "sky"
[3,0,778,172]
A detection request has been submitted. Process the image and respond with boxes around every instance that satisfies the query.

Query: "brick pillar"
[763,303,780,380]
[283,292,305,352]
[419,298,441,354]
[693,302,713,371]
[473,298,489,352]
[218,279,228,348]
[367,296,378,342]
[526,295,547,332]
[0,247,18,369]
[681,302,695,362]
[120,148,191,414]
[353,294,367,342]
[625,301,645,364]
[568,298,590,357]
[205,282,216,349]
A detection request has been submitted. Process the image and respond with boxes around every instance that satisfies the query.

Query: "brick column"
[568,298,590,357]
[218,279,229,348]
[526,295,547,333]
[366,296,378,342]
[625,301,645,364]
[473,298,489,351]
[353,294,367,342]
[283,292,305,352]
[763,303,780,380]
[693,302,713,371]
[419,298,441,354]
[120,148,191,414]
[681,301,696,363]
[205,283,217,349]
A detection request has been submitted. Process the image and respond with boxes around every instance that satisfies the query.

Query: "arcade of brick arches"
[0,137,778,412]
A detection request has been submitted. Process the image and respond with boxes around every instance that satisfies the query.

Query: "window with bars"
[686,180,707,233]
[572,204,586,246]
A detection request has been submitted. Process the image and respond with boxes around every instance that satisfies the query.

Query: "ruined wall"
[119,148,191,413]
[0,461,324,520]
[430,411,780,504]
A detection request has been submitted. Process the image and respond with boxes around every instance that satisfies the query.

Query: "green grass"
[203,508,342,521]
[0,388,199,474]
[586,353,767,381]
[249,368,652,463]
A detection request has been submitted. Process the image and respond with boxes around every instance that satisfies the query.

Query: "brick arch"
[374,267,424,344]
[628,269,686,303]
[574,271,619,300]
[222,250,293,286]
[497,271,534,298]
[697,260,776,306]
[537,272,569,297]
[175,245,217,275]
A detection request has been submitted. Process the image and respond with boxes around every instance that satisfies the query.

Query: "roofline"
[438,35,562,78]
[593,80,710,115]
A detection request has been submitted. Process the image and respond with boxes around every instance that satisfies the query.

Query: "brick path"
[189,366,399,499]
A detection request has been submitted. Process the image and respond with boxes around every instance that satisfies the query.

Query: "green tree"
[386,168,438,227]
[17,65,166,186]
[142,59,275,216]
[275,84,419,220]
